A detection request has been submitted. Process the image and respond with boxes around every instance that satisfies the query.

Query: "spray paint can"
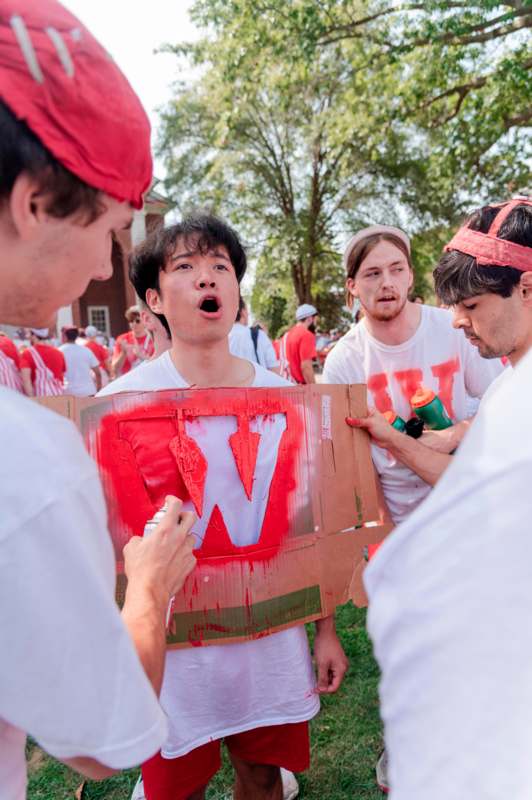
[143,503,174,628]
[144,503,169,538]
[383,409,407,432]
[411,387,453,430]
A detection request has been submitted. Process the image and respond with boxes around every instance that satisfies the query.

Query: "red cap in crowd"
[0,0,152,208]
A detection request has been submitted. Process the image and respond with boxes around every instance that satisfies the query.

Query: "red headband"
[444,197,532,272]
[0,0,152,209]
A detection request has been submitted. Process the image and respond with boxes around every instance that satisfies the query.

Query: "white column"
[56,305,73,329]
[131,209,147,247]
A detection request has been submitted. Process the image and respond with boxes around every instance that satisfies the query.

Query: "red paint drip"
[229,416,261,500]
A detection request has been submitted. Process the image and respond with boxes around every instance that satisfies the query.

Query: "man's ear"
[408,267,414,292]
[146,287,163,314]
[8,173,50,240]
[519,272,532,306]
[346,277,359,300]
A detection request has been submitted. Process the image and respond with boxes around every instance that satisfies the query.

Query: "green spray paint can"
[383,409,407,432]
[411,387,453,430]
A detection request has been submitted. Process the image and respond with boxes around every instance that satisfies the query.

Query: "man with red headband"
[323,221,502,791]
[347,200,532,488]
[0,2,196,796]
[364,199,532,799]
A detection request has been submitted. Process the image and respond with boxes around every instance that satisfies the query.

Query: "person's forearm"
[301,361,315,384]
[420,419,472,454]
[111,350,126,377]
[386,429,452,486]
[21,369,34,396]
[315,614,336,636]
[121,585,168,696]
[93,369,102,392]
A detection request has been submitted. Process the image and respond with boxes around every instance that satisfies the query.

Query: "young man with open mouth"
[99,212,348,800]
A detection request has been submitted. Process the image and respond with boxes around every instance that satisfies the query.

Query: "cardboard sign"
[40,385,390,647]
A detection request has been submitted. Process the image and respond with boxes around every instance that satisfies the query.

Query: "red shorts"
[141,721,310,800]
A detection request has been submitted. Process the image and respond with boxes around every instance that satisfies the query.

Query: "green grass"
[27,603,384,799]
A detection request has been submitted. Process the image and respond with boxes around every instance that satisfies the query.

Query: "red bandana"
[444,197,532,272]
[0,0,152,209]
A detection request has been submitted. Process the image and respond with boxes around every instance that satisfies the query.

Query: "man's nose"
[452,307,468,329]
[196,273,216,289]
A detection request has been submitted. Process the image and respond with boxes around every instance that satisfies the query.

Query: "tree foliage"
[157,0,531,325]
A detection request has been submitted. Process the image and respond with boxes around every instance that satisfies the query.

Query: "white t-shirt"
[98,351,319,757]
[322,305,502,523]
[364,348,532,800]
[0,388,167,800]
[228,323,279,369]
[60,343,99,396]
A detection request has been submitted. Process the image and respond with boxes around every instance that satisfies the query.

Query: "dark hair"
[0,100,104,223]
[236,295,246,322]
[434,203,532,305]
[345,233,412,308]
[129,212,247,334]
[64,327,79,342]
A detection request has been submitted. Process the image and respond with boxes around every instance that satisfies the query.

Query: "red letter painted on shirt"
[431,357,460,419]
[367,372,392,413]
[394,368,423,409]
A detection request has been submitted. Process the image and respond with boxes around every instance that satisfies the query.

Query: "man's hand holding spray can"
[124,496,197,629]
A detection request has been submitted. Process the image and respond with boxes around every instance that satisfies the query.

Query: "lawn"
[27,603,384,799]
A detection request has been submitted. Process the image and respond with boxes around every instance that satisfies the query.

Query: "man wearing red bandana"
[364,199,532,799]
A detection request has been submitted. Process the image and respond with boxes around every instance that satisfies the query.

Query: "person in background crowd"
[278,304,318,383]
[60,326,101,396]
[20,328,65,397]
[228,297,279,372]
[323,223,501,792]
[112,304,155,377]
[0,1,196,795]
[139,297,171,359]
[364,198,532,800]
[0,330,23,391]
[84,325,112,384]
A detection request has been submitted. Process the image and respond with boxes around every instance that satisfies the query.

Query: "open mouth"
[378,295,396,302]
[199,296,220,313]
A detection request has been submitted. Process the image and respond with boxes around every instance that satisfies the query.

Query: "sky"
[61,0,198,164]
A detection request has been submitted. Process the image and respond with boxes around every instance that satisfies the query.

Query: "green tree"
[157,2,407,319]
[158,0,531,317]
